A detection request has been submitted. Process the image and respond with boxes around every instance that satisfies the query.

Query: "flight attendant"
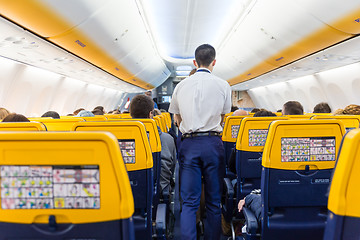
[169,44,231,240]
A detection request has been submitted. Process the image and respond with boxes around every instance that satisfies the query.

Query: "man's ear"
[149,110,154,119]
[212,59,216,66]
[193,60,198,68]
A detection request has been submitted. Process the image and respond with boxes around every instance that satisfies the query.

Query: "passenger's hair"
[195,44,216,67]
[253,110,277,117]
[130,95,154,118]
[76,110,95,117]
[250,108,261,113]
[333,108,344,115]
[92,109,104,115]
[0,108,10,120]
[2,113,30,122]
[93,106,104,113]
[276,109,282,112]
[231,106,238,112]
[313,102,331,113]
[112,110,121,114]
[343,104,360,115]
[41,111,60,119]
[283,101,304,115]
[145,91,152,97]
[73,108,85,115]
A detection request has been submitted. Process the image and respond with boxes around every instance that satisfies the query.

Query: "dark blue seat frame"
[243,167,332,240]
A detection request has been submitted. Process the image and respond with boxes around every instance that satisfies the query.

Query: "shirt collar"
[196,68,211,73]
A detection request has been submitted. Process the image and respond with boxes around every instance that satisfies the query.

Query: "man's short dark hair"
[195,44,216,67]
[283,101,304,115]
[41,111,60,119]
[130,94,154,118]
[253,110,277,117]
[313,102,331,113]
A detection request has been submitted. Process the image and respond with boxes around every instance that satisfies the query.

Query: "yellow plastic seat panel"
[262,119,345,170]
[311,115,360,130]
[72,121,153,172]
[235,117,288,152]
[107,118,161,153]
[0,131,133,224]
[0,122,47,131]
[31,118,85,131]
[222,116,248,142]
[328,128,360,217]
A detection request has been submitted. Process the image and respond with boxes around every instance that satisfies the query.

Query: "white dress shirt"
[169,68,232,134]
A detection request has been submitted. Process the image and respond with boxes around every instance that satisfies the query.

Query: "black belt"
[182,131,221,139]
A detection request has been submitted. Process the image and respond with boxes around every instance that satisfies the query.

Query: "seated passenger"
[93,106,105,114]
[0,107,10,120]
[73,108,85,116]
[41,111,60,119]
[2,113,30,122]
[253,110,276,117]
[92,109,104,115]
[232,109,248,116]
[313,102,331,113]
[250,108,261,113]
[342,104,360,115]
[282,101,303,115]
[129,94,176,195]
[76,110,95,117]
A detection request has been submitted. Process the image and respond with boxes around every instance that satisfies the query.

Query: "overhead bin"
[0,0,170,90]
[294,0,360,34]
[218,0,359,86]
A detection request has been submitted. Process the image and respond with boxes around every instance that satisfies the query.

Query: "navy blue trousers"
[179,135,225,240]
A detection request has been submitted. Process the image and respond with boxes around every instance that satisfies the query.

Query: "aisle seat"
[154,115,168,133]
[72,121,165,239]
[222,116,247,166]
[243,119,345,240]
[107,118,162,201]
[0,122,46,131]
[0,131,134,240]
[162,112,172,130]
[285,114,312,119]
[324,128,360,240]
[235,117,288,200]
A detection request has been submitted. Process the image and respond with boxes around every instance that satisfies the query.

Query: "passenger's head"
[76,110,95,117]
[0,108,10,120]
[73,108,85,115]
[333,108,344,115]
[313,102,331,113]
[129,94,154,119]
[2,113,29,122]
[250,108,261,113]
[253,110,277,117]
[194,44,216,69]
[231,106,238,112]
[153,109,162,116]
[343,104,360,115]
[145,91,152,97]
[232,109,248,116]
[92,109,104,115]
[41,111,60,119]
[93,106,105,113]
[282,101,304,115]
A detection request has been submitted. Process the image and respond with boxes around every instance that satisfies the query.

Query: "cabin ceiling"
[0,0,360,91]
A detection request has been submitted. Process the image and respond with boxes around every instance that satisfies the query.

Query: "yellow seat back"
[311,115,360,131]
[72,121,153,171]
[263,119,346,170]
[222,116,248,143]
[0,122,46,131]
[0,131,133,223]
[30,118,85,131]
[235,117,288,152]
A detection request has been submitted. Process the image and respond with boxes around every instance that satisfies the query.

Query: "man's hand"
[174,114,182,128]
